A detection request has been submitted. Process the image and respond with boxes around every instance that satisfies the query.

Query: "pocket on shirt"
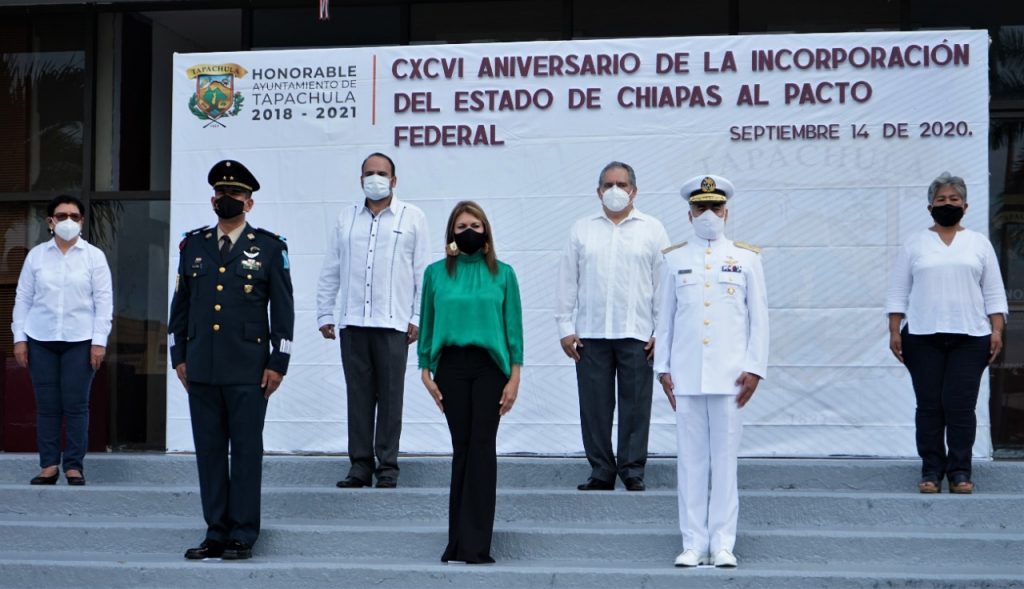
[675,273,698,305]
[243,322,269,344]
[718,271,746,302]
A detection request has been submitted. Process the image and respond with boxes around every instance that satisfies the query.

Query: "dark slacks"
[434,345,506,564]
[188,382,268,546]
[576,338,653,483]
[340,326,408,483]
[901,329,990,483]
[26,338,95,473]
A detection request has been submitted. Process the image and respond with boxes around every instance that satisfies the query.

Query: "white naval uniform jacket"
[653,238,769,395]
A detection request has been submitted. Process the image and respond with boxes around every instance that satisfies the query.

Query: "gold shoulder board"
[661,241,688,254]
[734,241,762,254]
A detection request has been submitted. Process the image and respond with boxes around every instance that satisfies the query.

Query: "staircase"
[0,454,1021,588]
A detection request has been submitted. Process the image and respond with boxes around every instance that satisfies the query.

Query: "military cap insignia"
[700,177,716,193]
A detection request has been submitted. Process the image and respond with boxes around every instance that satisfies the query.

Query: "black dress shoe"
[336,477,370,488]
[66,474,86,486]
[29,473,59,485]
[184,539,224,560]
[577,478,614,491]
[375,478,397,488]
[221,540,252,560]
[624,477,645,491]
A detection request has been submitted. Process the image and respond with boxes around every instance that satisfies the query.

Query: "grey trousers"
[340,326,409,483]
[576,338,653,483]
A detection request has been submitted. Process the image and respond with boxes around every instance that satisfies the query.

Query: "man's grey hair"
[927,172,967,203]
[598,161,637,189]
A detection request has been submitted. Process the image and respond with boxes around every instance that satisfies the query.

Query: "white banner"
[169,30,991,457]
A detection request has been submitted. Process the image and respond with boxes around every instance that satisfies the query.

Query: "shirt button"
[705,248,712,255]
[703,338,710,345]
[727,287,736,295]
[216,285,224,292]
[219,267,226,273]
[705,264,711,270]
[214,304,221,311]
[704,300,711,307]
[705,283,711,288]
[213,324,221,332]
[704,319,710,326]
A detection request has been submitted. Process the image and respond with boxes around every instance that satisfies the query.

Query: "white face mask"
[692,209,725,240]
[362,175,392,201]
[54,219,82,241]
[601,186,632,213]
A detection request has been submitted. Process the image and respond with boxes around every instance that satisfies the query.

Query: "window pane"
[253,5,402,48]
[991,117,1024,449]
[992,26,1024,103]
[89,200,170,449]
[0,16,87,192]
[411,1,560,44]
[574,0,728,39]
[739,0,900,34]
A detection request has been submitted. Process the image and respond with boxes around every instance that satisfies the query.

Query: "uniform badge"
[282,250,290,270]
[244,284,254,294]
[721,264,742,273]
[241,258,262,271]
[677,269,692,274]
[244,246,260,258]
[700,176,716,193]
[175,274,181,292]
[192,257,203,268]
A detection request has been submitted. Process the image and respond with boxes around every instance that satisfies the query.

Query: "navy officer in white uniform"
[653,174,769,569]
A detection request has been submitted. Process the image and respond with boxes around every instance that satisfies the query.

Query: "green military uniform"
[168,160,294,554]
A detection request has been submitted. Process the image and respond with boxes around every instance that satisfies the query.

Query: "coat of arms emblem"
[186,63,248,127]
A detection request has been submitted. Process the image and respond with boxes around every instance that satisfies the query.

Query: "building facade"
[0,0,1022,453]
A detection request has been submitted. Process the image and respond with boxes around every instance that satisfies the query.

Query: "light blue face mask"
[362,175,392,201]
[692,209,725,240]
[601,186,631,212]
[54,218,82,241]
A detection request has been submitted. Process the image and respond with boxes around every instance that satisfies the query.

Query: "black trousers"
[901,329,990,483]
[576,338,653,483]
[340,326,409,483]
[434,346,507,564]
[188,382,268,546]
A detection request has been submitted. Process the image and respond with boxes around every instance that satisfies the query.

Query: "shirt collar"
[360,195,403,217]
[216,223,247,244]
[46,237,88,251]
[593,206,643,224]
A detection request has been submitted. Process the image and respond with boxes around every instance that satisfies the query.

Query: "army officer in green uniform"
[169,159,295,561]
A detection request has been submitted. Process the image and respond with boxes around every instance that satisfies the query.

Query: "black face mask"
[930,204,964,227]
[214,195,247,219]
[454,229,487,254]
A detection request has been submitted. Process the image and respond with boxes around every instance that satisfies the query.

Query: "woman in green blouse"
[419,201,523,564]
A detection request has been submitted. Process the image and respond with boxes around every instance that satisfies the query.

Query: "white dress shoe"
[712,548,737,568]
[673,549,709,567]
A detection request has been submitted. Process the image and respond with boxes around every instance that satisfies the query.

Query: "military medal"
[244,284,254,294]
[241,258,262,271]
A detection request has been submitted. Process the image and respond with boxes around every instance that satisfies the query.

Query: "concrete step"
[2,484,1021,529]
[2,454,1022,492]
[0,553,1020,589]
[0,516,1020,566]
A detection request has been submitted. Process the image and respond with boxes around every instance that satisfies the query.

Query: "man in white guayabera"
[317,152,430,489]
[556,161,670,493]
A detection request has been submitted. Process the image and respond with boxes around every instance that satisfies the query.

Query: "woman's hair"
[444,200,498,277]
[46,194,85,218]
[927,172,967,204]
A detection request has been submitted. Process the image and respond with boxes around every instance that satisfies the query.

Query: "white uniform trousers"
[674,394,743,554]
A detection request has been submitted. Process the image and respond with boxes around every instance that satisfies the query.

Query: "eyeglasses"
[52,213,83,222]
